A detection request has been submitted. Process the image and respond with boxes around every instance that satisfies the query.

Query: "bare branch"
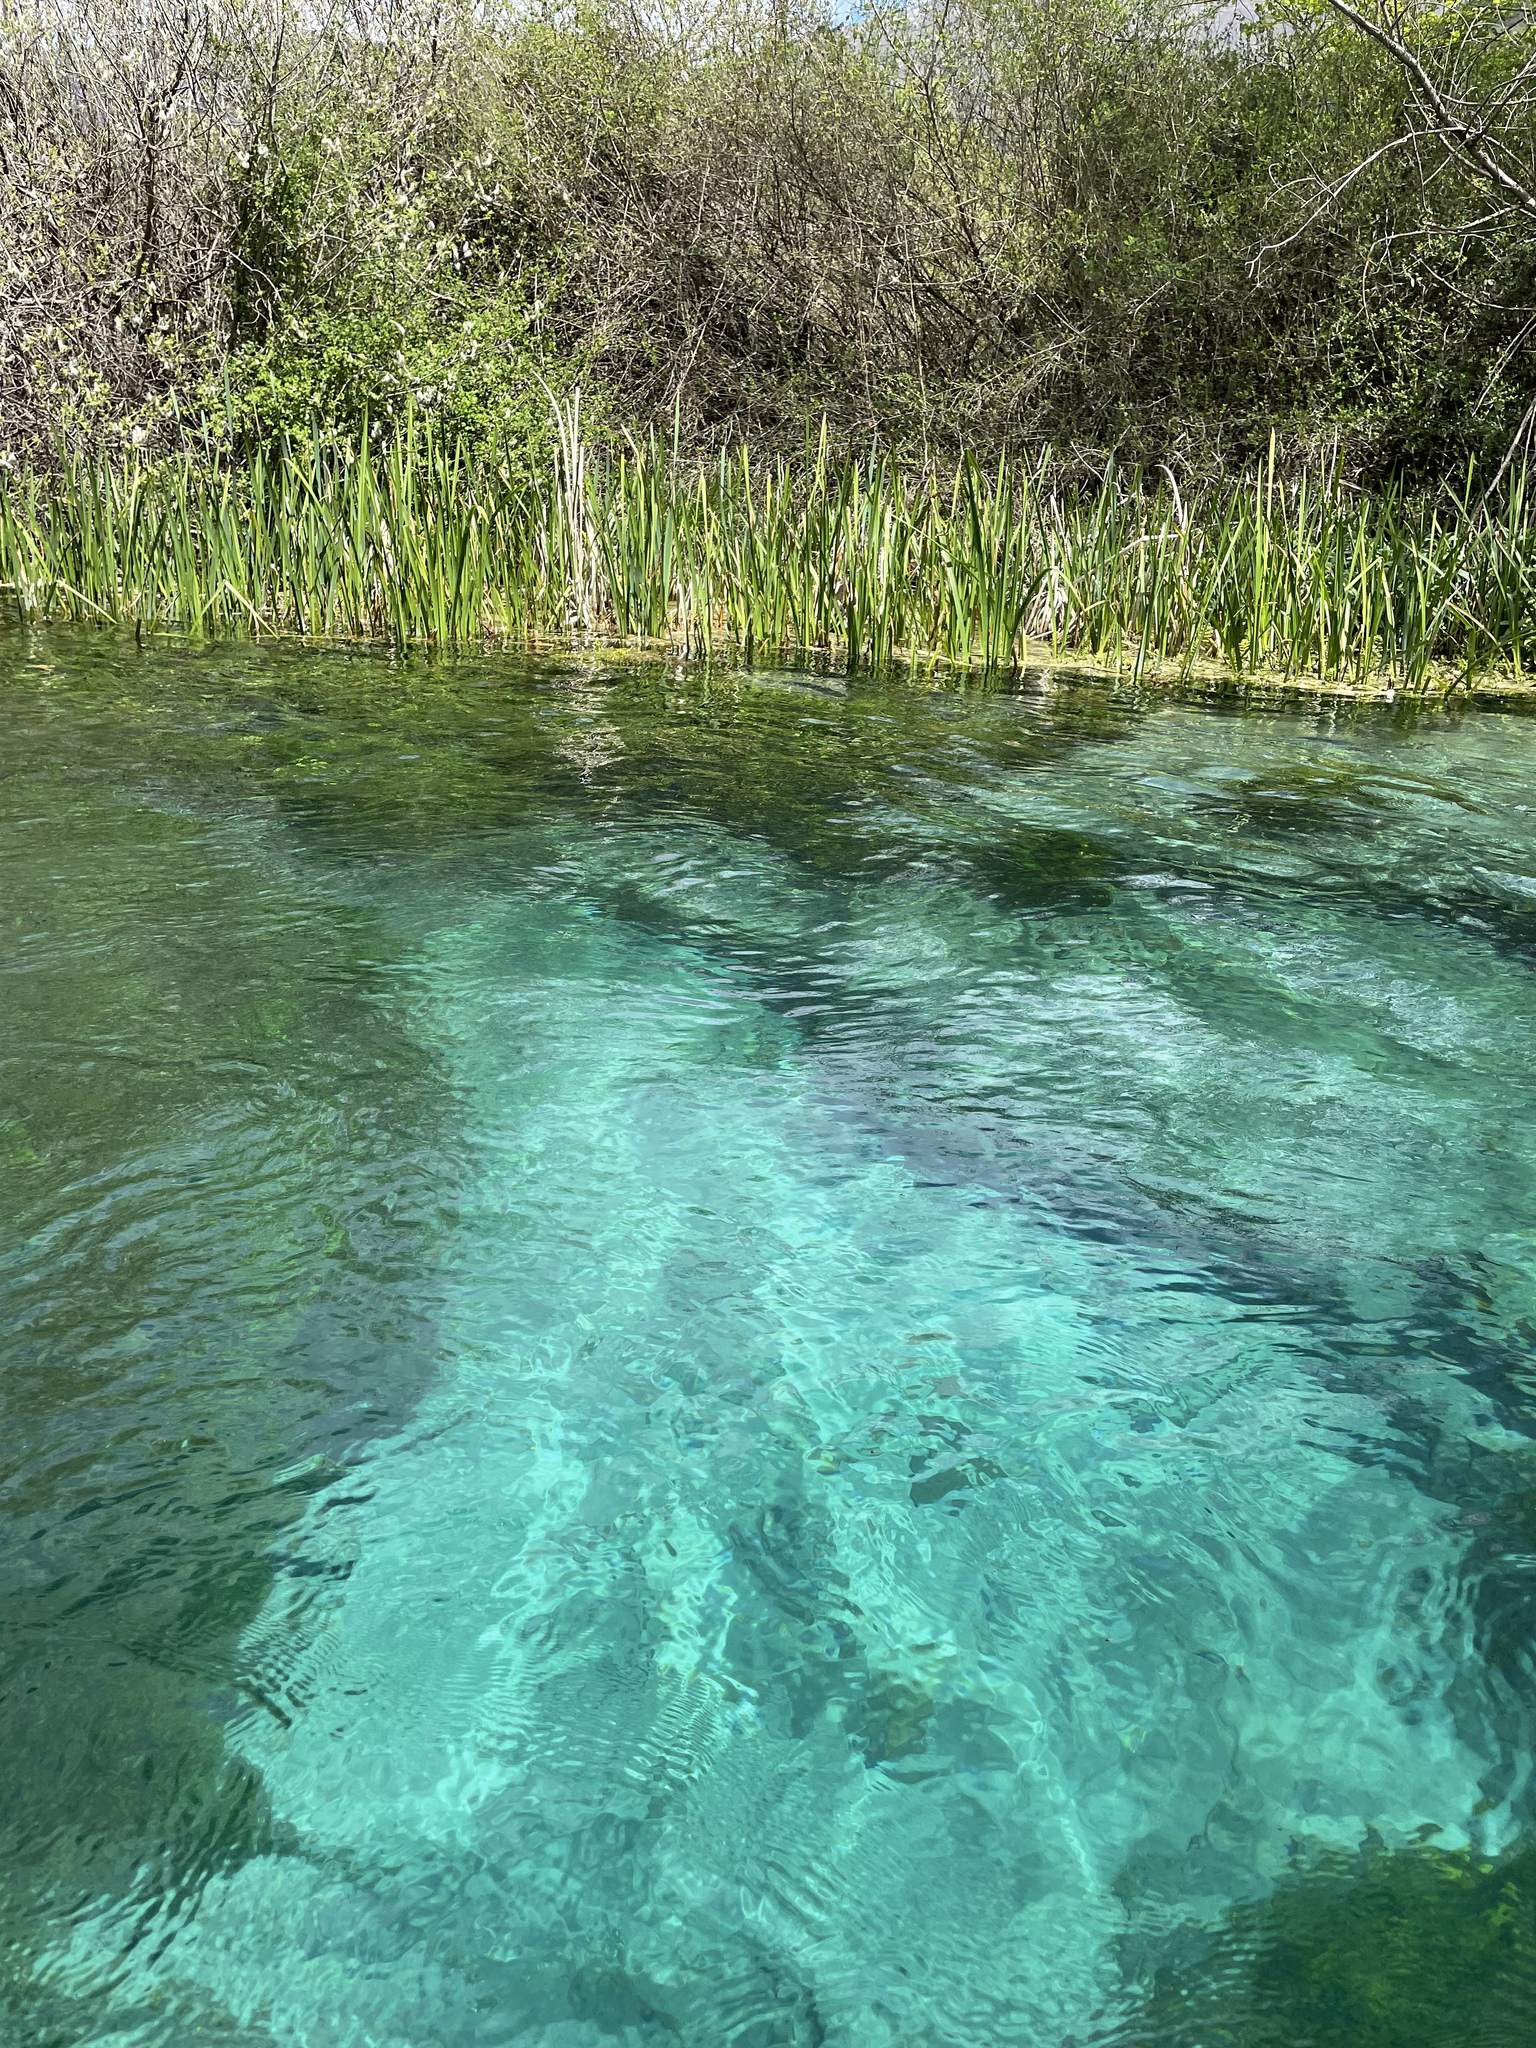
[1249,129,1426,268]
[1322,0,1536,220]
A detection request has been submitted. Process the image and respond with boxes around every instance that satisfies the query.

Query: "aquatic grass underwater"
[5,639,1536,2045]
[5,416,1536,686]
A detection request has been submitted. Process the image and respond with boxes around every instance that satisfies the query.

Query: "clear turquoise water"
[4,636,1536,2046]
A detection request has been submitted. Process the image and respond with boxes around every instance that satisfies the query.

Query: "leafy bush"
[2,0,1535,480]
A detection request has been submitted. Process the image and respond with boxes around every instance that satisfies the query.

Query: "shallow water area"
[3,633,1536,2046]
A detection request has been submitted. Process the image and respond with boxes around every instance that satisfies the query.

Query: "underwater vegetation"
[1115,1838,1536,2047]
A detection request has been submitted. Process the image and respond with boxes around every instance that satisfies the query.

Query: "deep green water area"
[4,634,1536,2047]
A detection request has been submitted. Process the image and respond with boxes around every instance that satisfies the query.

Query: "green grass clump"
[3,414,1534,688]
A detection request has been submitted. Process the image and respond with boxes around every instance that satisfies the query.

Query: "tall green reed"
[2,415,1531,686]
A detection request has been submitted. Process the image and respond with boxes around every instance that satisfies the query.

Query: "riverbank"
[4,424,1535,692]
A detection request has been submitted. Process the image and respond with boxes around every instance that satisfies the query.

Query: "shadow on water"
[0,646,475,2040]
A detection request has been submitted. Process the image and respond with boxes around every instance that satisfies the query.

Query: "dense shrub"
[1,0,1534,480]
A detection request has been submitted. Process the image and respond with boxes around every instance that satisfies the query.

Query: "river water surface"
[4,636,1536,2045]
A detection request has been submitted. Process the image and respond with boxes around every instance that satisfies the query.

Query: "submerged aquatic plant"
[1114,1838,1536,2047]
[2,417,1533,687]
